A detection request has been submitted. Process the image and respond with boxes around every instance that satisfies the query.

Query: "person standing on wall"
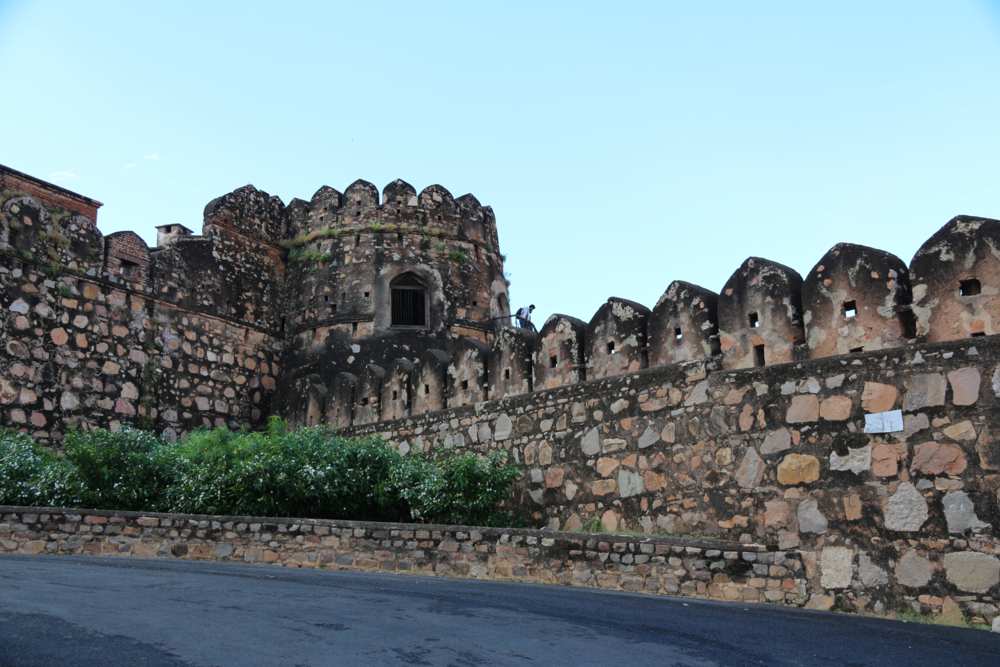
[515,304,536,332]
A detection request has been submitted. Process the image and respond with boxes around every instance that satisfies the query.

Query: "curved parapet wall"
[648,280,719,367]
[534,315,588,390]
[586,297,650,380]
[489,327,536,399]
[718,257,805,370]
[910,216,1000,342]
[803,243,913,358]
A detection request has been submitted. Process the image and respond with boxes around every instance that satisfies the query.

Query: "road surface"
[0,555,998,666]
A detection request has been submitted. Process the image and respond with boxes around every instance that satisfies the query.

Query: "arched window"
[391,273,427,327]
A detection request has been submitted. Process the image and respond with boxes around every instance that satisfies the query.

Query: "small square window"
[748,312,759,328]
[843,300,857,319]
[392,390,398,400]
[363,291,370,299]
[674,327,683,341]
[549,355,558,369]
[606,341,615,355]
[960,279,981,296]
[461,380,469,390]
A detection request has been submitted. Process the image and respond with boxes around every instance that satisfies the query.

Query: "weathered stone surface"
[820,395,852,421]
[777,454,820,485]
[862,382,898,413]
[943,552,1000,593]
[942,420,976,442]
[820,547,854,589]
[786,395,819,423]
[911,442,967,476]
[871,443,901,477]
[830,444,871,474]
[764,500,791,528]
[617,470,644,498]
[580,427,601,456]
[859,552,889,587]
[947,367,980,406]
[895,550,933,588]
[942,491,989,533]
[797,498,828,534]
[735,448,765,490]
[884,482,928,531]
[760,428,792,456]
[493,414,513,441]
[637,425,659,449]
[903,373,947,411]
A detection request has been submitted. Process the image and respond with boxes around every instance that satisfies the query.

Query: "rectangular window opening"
[504,368,511,380]
[960,278,981,296]
[351,322,358,336]
[674,326,683,341]
[549,355,558,369]
[748,312,759,328]
[424,384,430,395]
[753,344,765,368]
[606,341,615,355]
[461,379,469,390]
[392,390,398,400]
[843,300,857,319]
[971,331,986,338]
[849,346,864,353]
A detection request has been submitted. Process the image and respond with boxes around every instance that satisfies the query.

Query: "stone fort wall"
[2,163,1000,619]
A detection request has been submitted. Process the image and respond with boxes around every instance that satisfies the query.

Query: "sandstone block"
[943,551,1000,593]
[797,498,828,534]
[829,444,871,474]
[819,395,852,421]
[947,367,980,406]
[862,381,898,413]
[942,490,989,533]
[883,482,927,531]
[786,395,819,423]
[820,546,854,589]
[760,428,791,456]
[895,550,933,588]
[580,427,601,456]
[911,442,967,476]
[903,373,947,411]
[777,454,820,485]
[735,448,765,489]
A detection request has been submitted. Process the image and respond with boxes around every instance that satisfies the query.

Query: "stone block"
[947,367,980,406]
[820,547,854,589]
[943,552,1000,593]
[777,454,820,485]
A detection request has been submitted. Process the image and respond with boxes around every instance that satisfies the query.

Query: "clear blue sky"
[2,1,999,324]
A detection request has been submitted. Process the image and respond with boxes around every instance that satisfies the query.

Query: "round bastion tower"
[276,178,510,417]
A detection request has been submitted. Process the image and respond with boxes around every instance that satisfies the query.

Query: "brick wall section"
[0,506,807,606]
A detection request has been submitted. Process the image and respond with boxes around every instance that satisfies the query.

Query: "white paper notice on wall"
[864,409,904,434]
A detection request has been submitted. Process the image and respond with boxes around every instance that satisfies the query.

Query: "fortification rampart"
[2,163,1000,621]
[340,335,1000,617]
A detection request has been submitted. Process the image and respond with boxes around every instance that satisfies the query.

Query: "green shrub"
[0,430,80,507]
[62,428,174,512]
[389,451,520,526]
[1,421,523,527]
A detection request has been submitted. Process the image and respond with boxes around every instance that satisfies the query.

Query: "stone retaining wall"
[0,506,808,606]
[3,505,999,625]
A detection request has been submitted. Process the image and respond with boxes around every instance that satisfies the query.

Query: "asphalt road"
[0,556,998,666]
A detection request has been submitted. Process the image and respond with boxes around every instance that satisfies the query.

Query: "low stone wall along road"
[1,556,998,666]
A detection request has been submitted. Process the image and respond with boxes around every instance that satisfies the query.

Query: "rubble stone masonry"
[2,163,1000,622]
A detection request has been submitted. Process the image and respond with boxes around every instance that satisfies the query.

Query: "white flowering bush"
[0,419,523,527]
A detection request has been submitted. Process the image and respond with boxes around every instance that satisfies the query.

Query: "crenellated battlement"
[292,213,1000,433]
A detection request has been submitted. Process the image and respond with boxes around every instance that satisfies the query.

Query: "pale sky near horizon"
[2,1,1000,325]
